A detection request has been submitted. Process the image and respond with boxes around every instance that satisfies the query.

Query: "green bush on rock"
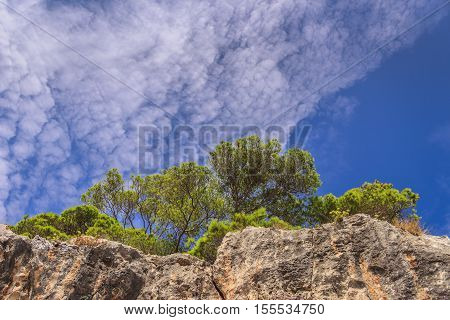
[307,181,419,224]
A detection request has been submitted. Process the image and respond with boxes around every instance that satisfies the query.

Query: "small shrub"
[308,181,420,224]
[11,213,69,241]
[329,209,350,222]
[60,205,99,235]
[12,208,167,255]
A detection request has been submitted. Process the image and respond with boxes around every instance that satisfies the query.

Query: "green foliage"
[60,205,99,235]
[82,163,225,253]
[305,194,339,224]
[13,206,103,241]
[81,168,139,228]
[11,212,68,241]
[189,208,296,262]
[12,206,166,255]
[84,213,124,241]
[309,181,419,223]
[28,225,69,241]
[210,135,321,224]
[145,162,227,252]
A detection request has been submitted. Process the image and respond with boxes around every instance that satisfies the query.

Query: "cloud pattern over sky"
[0,0,446,223]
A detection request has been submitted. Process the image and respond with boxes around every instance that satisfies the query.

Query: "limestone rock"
[1,215,449,300]
[0,225,220,299]
[213,214,450,299]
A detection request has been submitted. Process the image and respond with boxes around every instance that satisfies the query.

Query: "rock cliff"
[1,215,449,300]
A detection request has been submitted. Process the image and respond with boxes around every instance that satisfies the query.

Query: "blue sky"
[308,13,450,235]
[0,1,449,234]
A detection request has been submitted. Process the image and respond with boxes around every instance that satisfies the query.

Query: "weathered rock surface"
[1,215,449,300]
[214,214,450,299]
[0,225,220,299]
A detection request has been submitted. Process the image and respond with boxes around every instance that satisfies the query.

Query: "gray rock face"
[1,215,449,300]
[0,225,220,299]
[214,215,450,299]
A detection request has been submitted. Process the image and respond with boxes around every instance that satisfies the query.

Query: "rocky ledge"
[1,215,449,300]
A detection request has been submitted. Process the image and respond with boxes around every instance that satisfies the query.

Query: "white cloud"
[0,0,446,223]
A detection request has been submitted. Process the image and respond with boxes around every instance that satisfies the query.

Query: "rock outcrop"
[0,225,220,299]
[1,215,449,300]
[214,215,450,299]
